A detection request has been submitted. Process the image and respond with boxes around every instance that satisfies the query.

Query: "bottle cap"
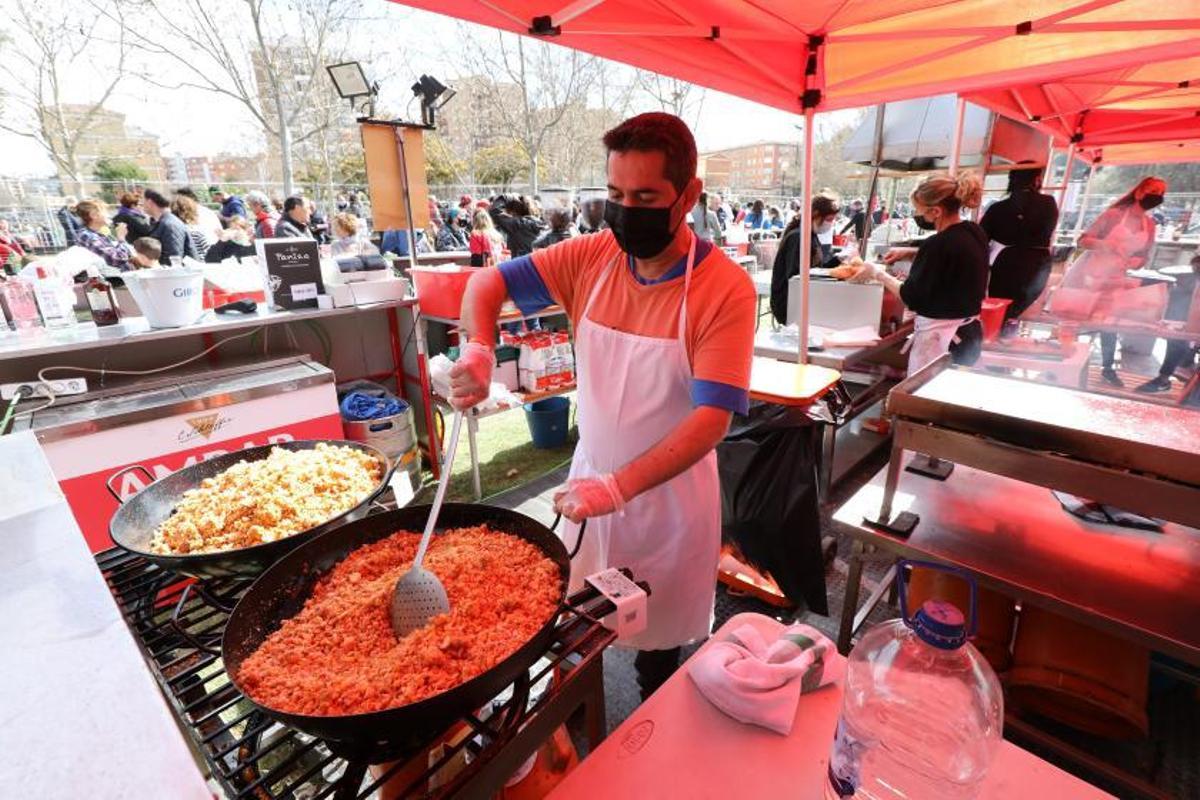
[911,599,967,650]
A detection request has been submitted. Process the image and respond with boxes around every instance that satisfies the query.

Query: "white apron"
[903,314,977,374]
[561,236,721,651]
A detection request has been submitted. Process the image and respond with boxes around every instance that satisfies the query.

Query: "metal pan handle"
[551,513,588,560]
[106,464,156,504]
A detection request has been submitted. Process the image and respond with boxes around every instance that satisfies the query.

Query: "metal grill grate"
[97,548,617,799]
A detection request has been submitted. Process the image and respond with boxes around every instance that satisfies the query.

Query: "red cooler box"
[17,357,343,553]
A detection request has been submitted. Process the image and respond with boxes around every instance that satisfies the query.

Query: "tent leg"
[1070,160,1095,241]
[1057,145,1076,211]
[948,96,966,176]
[862,103,886,247]
[798,107,815,365]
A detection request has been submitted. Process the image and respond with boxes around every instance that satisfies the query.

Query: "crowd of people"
[395,188,899,269]
[46,186,375,273]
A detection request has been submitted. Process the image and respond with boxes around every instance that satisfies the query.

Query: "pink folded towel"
[688,617,839,734]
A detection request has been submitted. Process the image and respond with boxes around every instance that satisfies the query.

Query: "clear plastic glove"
[448,342,494,410]
[553,474,626,523]
[847,262,884,284]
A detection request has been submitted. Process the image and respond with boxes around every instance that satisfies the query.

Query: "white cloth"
[987,240,1008,267]
[688,617,838,735]
[195,204,223,245]
[903,314,976,374]
[561,235,721,650]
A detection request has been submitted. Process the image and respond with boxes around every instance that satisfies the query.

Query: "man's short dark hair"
[175,186,198,201]
[283,195,305,213]
[602,112,697,194]
[143,189,169,208]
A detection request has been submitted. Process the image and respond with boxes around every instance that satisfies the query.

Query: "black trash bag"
[717,401,827,615]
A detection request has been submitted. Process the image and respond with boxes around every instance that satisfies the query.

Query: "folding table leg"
[865,441,919,537]
[819,423,836,501]
[838,539,866,654]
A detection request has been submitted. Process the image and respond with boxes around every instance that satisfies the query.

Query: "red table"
[551,613,1112,800]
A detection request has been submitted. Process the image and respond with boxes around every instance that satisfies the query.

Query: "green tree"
[472,139,528,187]
[92,157,148,202]
[335,150,367,186]
[425,134,466,186]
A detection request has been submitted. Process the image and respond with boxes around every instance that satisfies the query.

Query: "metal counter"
[874,357,1200,532]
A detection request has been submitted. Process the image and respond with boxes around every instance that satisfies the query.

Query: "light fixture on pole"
[326,61,378,118]
[411,75,456,127]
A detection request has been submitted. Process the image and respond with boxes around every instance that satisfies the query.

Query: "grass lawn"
[420,393,578,503]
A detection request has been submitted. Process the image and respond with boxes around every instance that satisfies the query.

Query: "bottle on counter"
[31,266,76,329]
[826,561,1003,800]
[0,276,43,331]
[83,266,121,326]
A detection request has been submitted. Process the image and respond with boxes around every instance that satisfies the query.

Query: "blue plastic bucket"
[524,396,571,449]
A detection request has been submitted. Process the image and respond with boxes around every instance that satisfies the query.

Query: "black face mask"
[603,193,683,259]
[913,214,936,231]
[1139,193,1164,210]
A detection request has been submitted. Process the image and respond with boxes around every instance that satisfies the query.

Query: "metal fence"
[5,175,1197,253]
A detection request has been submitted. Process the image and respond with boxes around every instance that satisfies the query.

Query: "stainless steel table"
[874,357,1200,533]
[755,323,910,498]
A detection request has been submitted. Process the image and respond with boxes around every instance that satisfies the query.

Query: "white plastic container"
[123,268,205,328]
[826,561,1003,800]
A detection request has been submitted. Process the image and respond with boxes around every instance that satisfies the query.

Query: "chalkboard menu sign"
[256,237,324,309]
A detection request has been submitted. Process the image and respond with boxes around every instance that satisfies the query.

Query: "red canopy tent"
[965,51,1200,235]
[390,0,1200,360]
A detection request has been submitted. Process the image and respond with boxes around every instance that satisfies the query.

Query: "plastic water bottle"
[826,561,1003,800]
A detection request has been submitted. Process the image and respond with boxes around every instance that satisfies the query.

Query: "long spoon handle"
[413,410,464,569]
[415,412,465,568]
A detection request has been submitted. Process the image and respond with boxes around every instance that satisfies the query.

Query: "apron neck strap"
[585,233,699,335]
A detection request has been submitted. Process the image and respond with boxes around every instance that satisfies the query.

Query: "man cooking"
[450,112,757,697]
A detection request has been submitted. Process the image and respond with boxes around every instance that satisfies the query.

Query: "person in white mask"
[769,193,842,325]
[856,172,989,371]
[449,112,757,698]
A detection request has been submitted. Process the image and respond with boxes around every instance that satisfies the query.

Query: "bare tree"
[117,0,359,195]
[635,71,706,130]
[0,0,132,195]
[458,30,598,194]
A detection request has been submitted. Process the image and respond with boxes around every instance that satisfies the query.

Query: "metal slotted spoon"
[389,409,463,638]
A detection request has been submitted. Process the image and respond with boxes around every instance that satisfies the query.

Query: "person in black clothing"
[57,196,85,246]
[144,189,199,262]
[980,166,1058,325]
[308,199,330,243]
[112,191,155,239]
[533,208,575,250]
[274,196,313,239]
[205,216,257,262]
[1136,255,1199,393]
[770,193,842,325]
[859,172,988,371]
[840,199,866,242]
[492,194,543,256]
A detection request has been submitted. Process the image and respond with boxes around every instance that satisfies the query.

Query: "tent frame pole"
[948,96,966,176]
[797,106,815,365]
[1071,161,1097,240]
[861,103,887,249]
[1057,144,1077,211]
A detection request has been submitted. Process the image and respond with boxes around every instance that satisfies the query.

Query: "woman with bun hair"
[858,171,989,371]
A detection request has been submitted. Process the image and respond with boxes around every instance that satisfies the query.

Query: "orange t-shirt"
[500,231,757,414]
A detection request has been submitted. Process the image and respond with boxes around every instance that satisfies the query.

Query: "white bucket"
[123,268,205,328]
